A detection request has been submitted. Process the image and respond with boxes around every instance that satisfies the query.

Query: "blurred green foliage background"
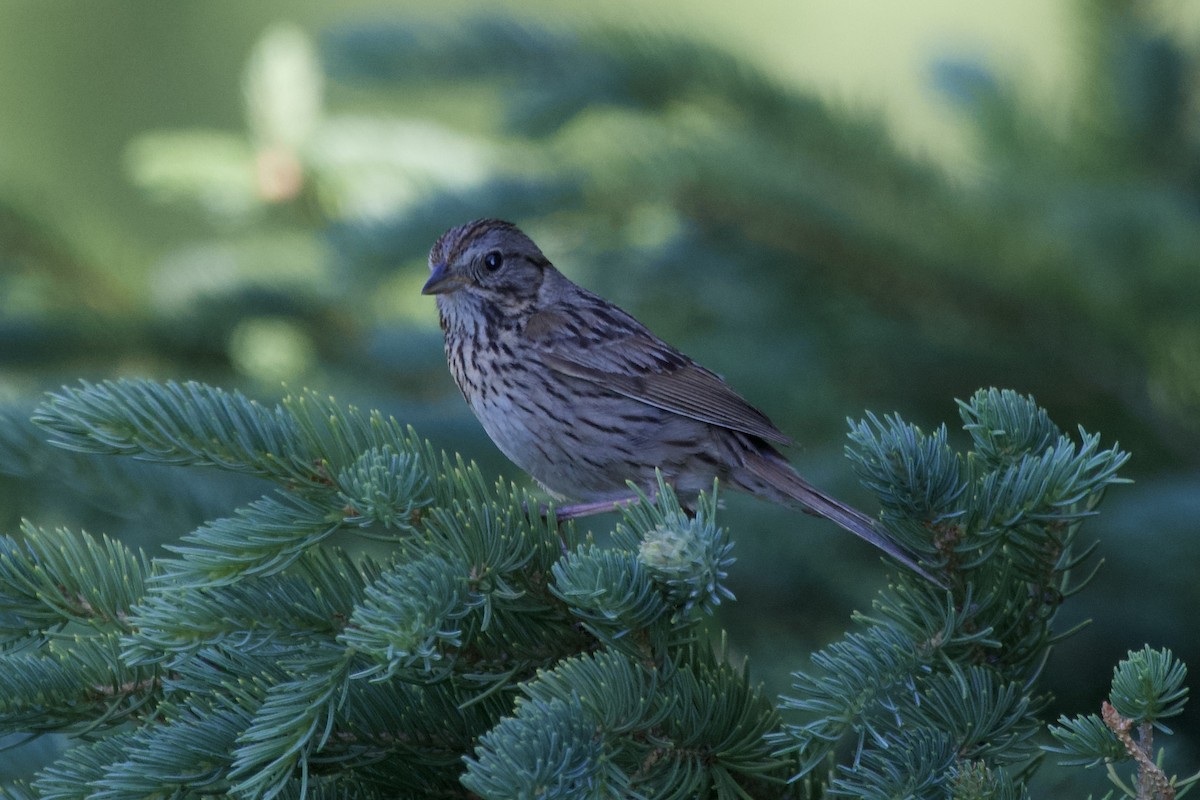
[0,0,1197,792]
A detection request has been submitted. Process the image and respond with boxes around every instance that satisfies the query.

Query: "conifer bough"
[0,379,1172,800]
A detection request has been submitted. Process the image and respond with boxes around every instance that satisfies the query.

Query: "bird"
[422,218,938,584]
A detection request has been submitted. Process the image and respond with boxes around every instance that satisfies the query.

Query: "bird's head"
[423,219,551,316]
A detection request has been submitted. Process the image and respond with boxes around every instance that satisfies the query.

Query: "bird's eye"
[483,251,504,272]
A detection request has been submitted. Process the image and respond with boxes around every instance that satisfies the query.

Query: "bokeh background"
[1,0,1197,792]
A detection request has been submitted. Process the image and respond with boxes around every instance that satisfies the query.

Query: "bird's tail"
[741,450,945,587]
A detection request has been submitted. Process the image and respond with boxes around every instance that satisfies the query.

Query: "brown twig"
[1101,701,1174,800]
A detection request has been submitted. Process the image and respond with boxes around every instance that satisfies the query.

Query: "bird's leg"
[520,495,642,556]
[544,495,642,521]
[551,479,672,521]
[528,486,672,554]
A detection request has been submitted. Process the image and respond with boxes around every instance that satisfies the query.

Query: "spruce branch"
[1110,645,1190,731]
[626,477,735,621]
[122,548,376,666]
[27,734,136,800]
[957,388,1060,469]
[341,553,478,681]
[0,633,158,735]
[0,380,1140,797]
[825,728,957,799]
[1102,701,1173,800]
[32,380,308,479]
[552,545,671,659]
[949,761,1029,800]
[32,380,444,512]
[228,647,355,800]
[83,700,254,799]
[462,647,789,799]
[777,389,1130,791]
[550,475,735,664]
[155,492,344,588]
[0,522,148,640]
[33,381,442,590]
[1046,647,1198,800]
[846,414,967,530]
[344,468,588,687]
[0,781,37,800]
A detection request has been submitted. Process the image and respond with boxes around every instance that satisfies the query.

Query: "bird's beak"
[421,262,465,295]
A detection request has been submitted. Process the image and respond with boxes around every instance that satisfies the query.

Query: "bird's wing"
[523,302,793,445]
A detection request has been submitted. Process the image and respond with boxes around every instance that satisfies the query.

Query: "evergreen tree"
[1,380,1184,799]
